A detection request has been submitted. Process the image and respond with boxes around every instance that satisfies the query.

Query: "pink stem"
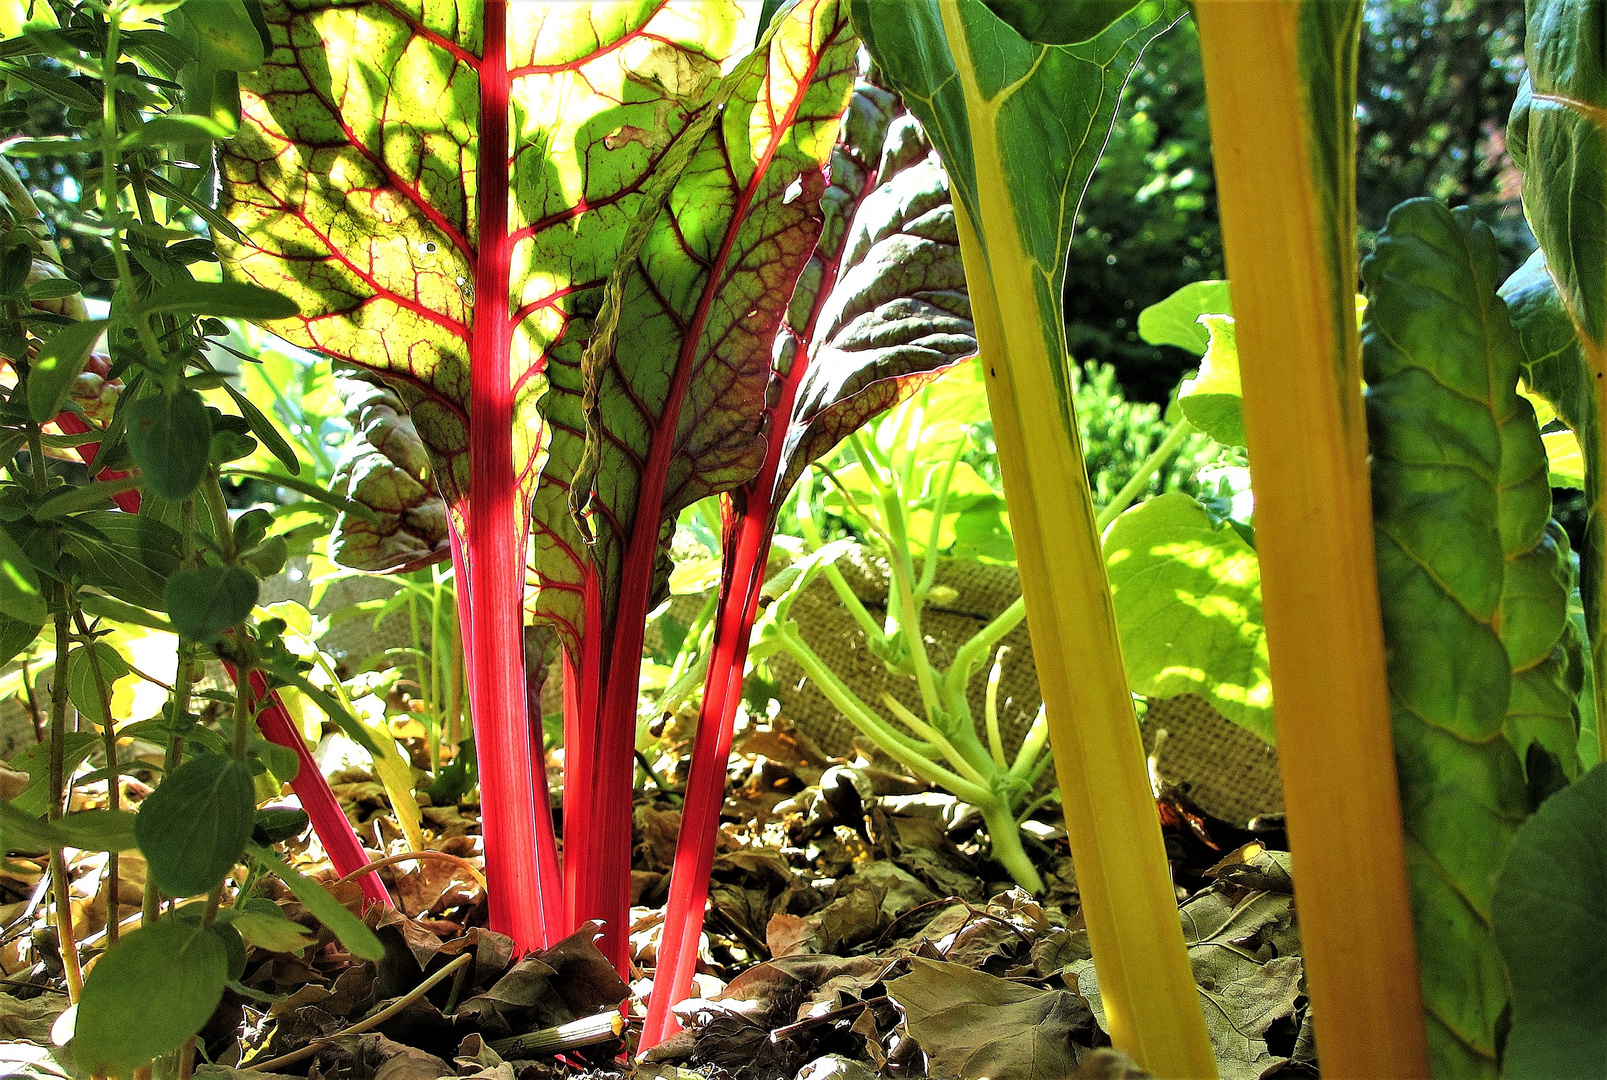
[460,0,561,953]
[640,501,775,1045]
[240,666,394,908]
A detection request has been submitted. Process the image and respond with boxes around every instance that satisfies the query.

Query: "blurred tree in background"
[1073,0,1531,403]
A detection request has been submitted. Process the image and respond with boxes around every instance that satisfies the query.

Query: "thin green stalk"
[980,798,1043,892]
[46,603,83,1003]
[97,10,163,370]
[72,610,121,947]
[1095,419,1193,533]
[878,693,992,790]
[945,596,1026,699]
[984,646,1008,771]
[918,436,966,596]
[144,498,202,927]
[796,474,891,648]
[778,629,987,802]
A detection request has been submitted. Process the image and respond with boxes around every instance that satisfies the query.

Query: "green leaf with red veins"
[557,0,859,968]
[220,1,752,533]
[775,114,978,501]
[218,0,759,953]
[571,0,857,625]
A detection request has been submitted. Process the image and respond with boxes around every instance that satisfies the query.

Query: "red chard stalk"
[642,84,978,1046]
[549,0,860,972]
[222,2,763,951]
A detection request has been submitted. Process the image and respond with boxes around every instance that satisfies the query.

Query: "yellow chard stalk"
[1193,2,1431,1075]
[850,1,1214,1074]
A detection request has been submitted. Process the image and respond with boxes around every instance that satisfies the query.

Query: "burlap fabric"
[768,545,1284,825]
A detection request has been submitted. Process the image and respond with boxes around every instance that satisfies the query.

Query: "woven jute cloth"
[769,545,1284,825]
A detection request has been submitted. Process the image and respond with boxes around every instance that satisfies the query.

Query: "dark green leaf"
[31,475,142,518]
[8,733,98,816]
[246,843,383,959]
[59,511,183,610]
[0,613,42,668]
[223,467,380,522]
[139,280,298,320]
[251,806,309,844]
[0,62,97,110]
[0,524,47,626]
[163,564,258,641]
[134,754,255,897]
[1493,761,1607,1078]
[74,917,229,1075]
[126,389,212,500]
[0,801,137,853]
[980,0,1141,44]
[67,641,130,727]
[222,380,300,474]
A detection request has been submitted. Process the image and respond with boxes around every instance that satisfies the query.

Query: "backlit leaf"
[1365,199,1576,1076]
[1104,492,1271,743]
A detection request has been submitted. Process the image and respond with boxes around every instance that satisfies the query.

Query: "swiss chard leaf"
[1365,199,1577,1078]
[1104,492,1270,742]
[221,0,763,952]
[558,0,859,971]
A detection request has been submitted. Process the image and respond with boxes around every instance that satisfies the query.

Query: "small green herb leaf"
[139,280,298,320]
[67,641,130,727]
[0,524,46,626]
[134,754,255,897]
[164,565,259,642]
[247,843,383,959]
[26,318,105,422]
[74,917,230,1075]
[127,389,212,500]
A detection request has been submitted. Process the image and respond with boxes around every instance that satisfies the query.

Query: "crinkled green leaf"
[1493,761,1607,1079]
[568,0,859,642]
[1104,491,1270,743]
[1364,199,1577,1078]
[1137,278,1231,356]
[1508,0,1607,797]
[329,370,450,573]
[774,111,979,501]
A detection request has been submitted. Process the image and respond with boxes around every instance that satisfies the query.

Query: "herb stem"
[72,610,121,946]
